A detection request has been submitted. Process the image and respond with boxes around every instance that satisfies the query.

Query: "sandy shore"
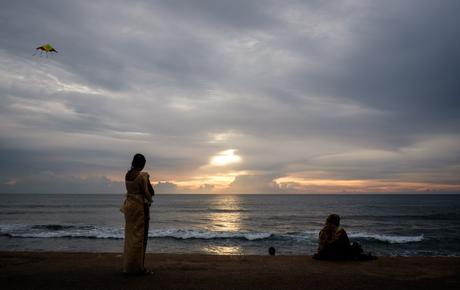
[1,252,459,289]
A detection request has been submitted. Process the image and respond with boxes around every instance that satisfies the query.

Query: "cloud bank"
[1,0,459,193]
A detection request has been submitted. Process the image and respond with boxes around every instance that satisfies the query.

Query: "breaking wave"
[0,224,272,241]
[0,224,425,244]
[151,228,272,240]
[349,232,424,244]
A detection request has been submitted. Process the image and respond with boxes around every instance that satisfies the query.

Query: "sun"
[210,149,241,166]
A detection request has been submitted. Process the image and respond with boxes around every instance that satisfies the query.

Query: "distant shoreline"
[1,252,459,289]
[0,251,458,257]
[1,192,460,195]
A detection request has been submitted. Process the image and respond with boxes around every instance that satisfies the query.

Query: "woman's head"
[131,153,146,170]
[326,214,340,227]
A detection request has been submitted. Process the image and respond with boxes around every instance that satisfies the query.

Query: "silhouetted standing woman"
[122,153,154,274]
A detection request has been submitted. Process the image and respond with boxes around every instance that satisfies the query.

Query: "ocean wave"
[0,224,123,239]
[345,213,460,220]
[0,224,424,244]
[0,224,272,241]
[152,229,272,240]
[181,208,249,214]
[279,230,424,244]
[348,232,424,244]
[32,224,85,231]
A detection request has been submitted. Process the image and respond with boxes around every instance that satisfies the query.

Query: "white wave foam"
[348,232,424,243]
[0,224,424,244]
[279,230,424,244]
[4,228,124,239]
[151,229,272,241]
[0,224,272,241]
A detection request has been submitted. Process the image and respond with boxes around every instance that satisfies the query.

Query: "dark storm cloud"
[285,1,460,128]
[1,0,459,193]
[152,0,281,30]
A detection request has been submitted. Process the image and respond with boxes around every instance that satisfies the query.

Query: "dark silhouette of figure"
[314,214,375,260]
[122,153,155,274]
[269,247,276,256]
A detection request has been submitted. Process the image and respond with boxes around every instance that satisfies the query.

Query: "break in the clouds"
[1,0,459,194]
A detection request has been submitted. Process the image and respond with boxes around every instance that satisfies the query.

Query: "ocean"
[1,194,459,256]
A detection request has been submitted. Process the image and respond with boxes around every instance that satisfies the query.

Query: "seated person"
[313,214,375,260]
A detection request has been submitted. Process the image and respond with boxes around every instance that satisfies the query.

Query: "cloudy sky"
[1,0,459,194]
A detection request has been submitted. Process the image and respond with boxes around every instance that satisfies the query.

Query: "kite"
[34,43,58,57]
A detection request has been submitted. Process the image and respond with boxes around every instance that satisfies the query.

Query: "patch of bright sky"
[210,149,242,166]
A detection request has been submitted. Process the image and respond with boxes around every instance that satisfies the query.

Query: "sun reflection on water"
[202,195,244,255]
[207,195,242,232]
[203,245,242,255]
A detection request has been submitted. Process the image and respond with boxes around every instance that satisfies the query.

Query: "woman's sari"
[122,171,152,274]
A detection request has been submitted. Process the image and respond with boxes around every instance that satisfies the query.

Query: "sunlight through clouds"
[1,0,459,194]
[210,149,242,166]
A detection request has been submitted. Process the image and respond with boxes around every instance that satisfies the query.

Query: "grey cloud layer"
[1,0,459,193]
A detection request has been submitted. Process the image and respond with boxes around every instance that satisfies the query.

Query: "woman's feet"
[141,268,154,276]
[123,268,154,276]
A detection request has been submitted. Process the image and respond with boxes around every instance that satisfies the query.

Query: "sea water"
[1,194,459,256]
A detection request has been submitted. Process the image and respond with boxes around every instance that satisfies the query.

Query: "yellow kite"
[34,43,58,57]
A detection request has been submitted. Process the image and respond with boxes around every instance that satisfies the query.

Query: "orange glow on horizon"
[275,176,460,193]
[103,172,459,194]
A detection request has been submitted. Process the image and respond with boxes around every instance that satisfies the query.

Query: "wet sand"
[1,252,459,289]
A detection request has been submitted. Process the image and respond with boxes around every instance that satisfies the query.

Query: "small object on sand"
[269,247,276,256]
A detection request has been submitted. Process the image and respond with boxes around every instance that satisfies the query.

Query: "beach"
[2,194,459,289]
[1,252,459,289]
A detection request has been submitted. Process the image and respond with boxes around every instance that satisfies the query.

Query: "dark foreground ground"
[1,252,459,289]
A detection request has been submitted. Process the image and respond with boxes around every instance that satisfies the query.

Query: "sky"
[0,0,459,194]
